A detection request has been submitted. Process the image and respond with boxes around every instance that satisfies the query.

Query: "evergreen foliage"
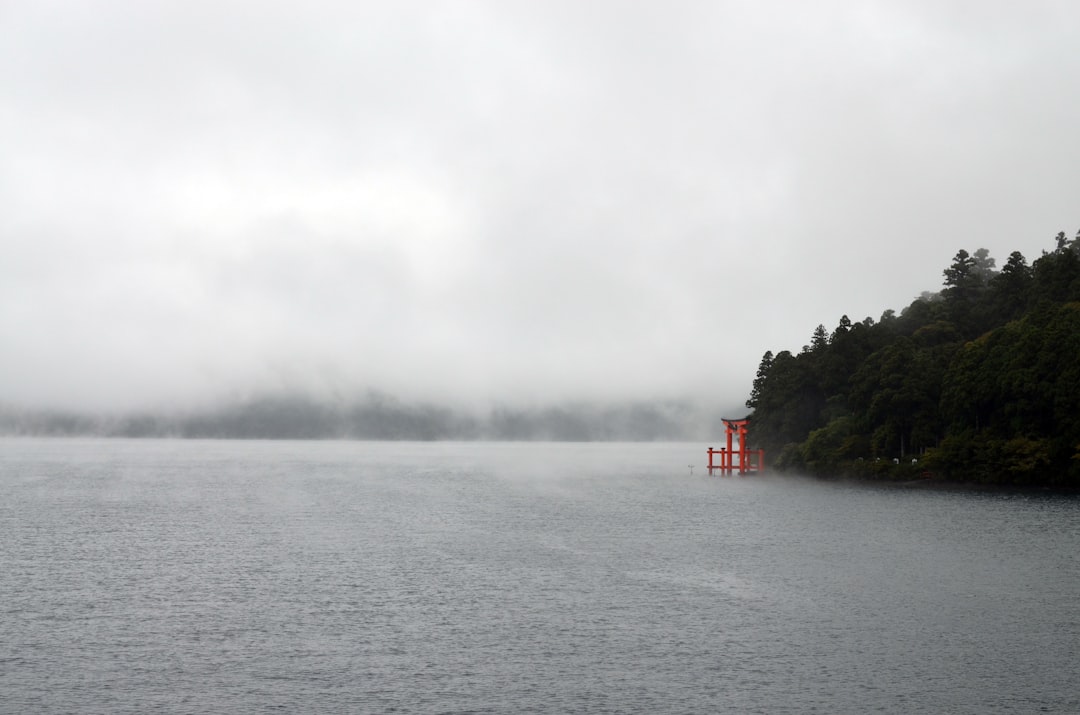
[746,229,1080,487]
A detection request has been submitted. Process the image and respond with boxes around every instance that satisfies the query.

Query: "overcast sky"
[2,0,1079,413]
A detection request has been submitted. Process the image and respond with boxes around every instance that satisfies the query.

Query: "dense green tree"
[943,249,977,298]
[746,350,773,410]
[749,349,823,454]
[1032,236,1080,304]
[935,301,1080,484]
[971,247,997,283]
[941,248,999,336]
[988,251,1033,321]
[746,229,1079,487]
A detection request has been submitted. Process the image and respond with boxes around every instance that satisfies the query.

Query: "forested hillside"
[747,230,1080,487]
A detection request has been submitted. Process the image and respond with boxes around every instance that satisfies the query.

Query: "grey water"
[1,439,1077,714]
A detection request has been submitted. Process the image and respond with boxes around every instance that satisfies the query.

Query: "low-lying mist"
[0,392,744,442]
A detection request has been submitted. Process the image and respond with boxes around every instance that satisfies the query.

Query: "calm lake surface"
[1,438,1077,714]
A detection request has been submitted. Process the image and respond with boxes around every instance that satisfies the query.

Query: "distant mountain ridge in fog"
[0,393,731,442]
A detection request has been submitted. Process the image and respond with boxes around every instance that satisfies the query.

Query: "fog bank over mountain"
[0,392,739,442]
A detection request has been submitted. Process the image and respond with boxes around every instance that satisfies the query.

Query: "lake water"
[1,438,1077,714]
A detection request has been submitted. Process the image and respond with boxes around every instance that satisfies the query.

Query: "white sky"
[2,0,1079,412]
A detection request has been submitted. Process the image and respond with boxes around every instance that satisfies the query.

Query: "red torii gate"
[707,417,765,475]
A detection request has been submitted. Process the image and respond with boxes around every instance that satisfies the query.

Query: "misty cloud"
[2,1,1079,413]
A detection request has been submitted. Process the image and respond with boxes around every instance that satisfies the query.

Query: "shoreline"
[799,471,1080,495]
